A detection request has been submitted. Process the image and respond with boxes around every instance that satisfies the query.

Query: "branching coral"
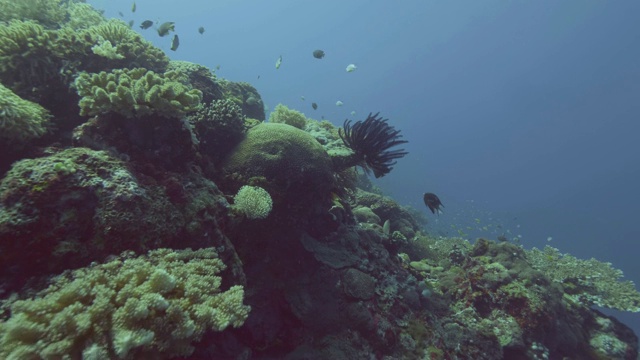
[232,185,273,219]
[0,0,67,29]
[74,68,203,118]
[337,112,408,178]
[0,20,62,95]
[269,103,308,129]
[0,83,51,143]
[0,247,250,359]
[79,19,169,72]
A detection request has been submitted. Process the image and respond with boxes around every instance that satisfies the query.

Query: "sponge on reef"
[0,247,250,359]
[74,67,203,119]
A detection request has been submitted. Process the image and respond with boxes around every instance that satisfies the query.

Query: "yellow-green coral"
[0,83,51,142]
[233,185,273,219]
[0,247,250,359]
[79,19,169,72]
[0,20,61,93]
[0,0,67,29]
[268,103,308,129]
[74,68,203,118]
[527,245,640,312]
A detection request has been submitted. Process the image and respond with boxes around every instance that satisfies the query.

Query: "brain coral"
[0,247,250,359]
[221,123,335,222]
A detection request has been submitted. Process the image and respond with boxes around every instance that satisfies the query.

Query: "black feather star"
[338,112,408,178]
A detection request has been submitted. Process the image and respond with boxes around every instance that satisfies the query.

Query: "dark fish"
[131,2,136,12]
[118,11,124,17]
[157,22,175,37]
[198,26,205,34]
[128,20,134,28]
[313,49,325,59]
[423,193,444,214]
[311,102,318,110]
[170,34,179,51]
[140,20,154,29]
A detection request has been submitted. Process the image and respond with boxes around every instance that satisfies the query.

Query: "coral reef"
[232,185,273,220]
[268,103,308,129]
[0,247,250,359]
[528,245,640,312]
[0,1,638,359]
[221,122,336,227]
[189,98,246,163]
[0,83,51,143]
[74,68,203,119]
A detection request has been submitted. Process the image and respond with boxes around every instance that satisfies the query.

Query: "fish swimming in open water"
[423,193,444,214]
[170,34,179,51]
[157,22,175,37]
[198,26,205,34]
[140,20,154,29]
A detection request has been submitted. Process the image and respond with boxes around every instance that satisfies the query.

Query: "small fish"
[275,55,282,69]
[311,102,318,110]
[128,20,134,28]
[215,65,221,70]
[198,26,205,34]
[257,75,260,79]
[157,22,175,37]
[423,193,444,215]
[300,96,305,101]
[118,11,124,17]
[313,49,325,59]
[346,64,357,72]
[140,20,154,29]
[350,110,356,116]
[131,2,136,12]
[170,34,179,51]
[336,100,343,106]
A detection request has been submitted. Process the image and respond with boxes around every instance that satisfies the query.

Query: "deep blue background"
[93,0,640,334]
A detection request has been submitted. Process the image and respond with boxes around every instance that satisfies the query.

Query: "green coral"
[0,247,250,359]
[527,245,640,312]
[0,20,62,94]
[74,68,203,118]
[79,19,169,72]
[269,103,308,129]
[0,83,51,142]
[232,185,273,220]
[0,0,67,29]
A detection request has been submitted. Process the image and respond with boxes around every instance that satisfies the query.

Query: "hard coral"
[0,248,250,359]
[190,98,246,162]
[74,68,203,119]
[269,103,308,129]
[0,83,51,144]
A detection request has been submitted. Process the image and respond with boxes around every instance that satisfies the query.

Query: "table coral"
[74,68,203,119]
[0,248,250,359]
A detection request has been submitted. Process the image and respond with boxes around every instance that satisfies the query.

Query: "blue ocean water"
[91,0,640,335]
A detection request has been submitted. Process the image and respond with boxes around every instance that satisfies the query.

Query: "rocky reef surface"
[0,1,639,359]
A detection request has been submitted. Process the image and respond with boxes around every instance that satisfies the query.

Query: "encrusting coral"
[0,247,250,359]
[74,68,203,119]
[0,83,51,143]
